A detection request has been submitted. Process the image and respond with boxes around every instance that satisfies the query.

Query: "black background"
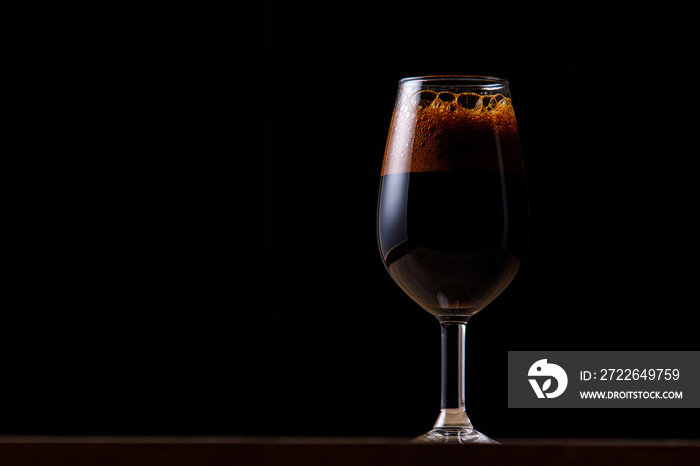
[1,3,697,439]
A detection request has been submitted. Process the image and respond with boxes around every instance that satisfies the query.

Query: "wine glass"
[377,76,529,443]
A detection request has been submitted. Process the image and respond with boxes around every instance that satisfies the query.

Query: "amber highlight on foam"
[381,89,523,176]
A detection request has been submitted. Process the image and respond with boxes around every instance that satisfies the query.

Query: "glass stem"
[434,319,473,431]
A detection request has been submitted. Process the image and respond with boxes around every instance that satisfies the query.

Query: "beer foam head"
[381,88,523,175]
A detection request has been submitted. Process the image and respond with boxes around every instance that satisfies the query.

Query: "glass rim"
[399,75,509,87]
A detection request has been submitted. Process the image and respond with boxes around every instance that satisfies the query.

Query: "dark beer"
[377,85,529,318]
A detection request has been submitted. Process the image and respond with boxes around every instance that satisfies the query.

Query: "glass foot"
[411,428,499,444]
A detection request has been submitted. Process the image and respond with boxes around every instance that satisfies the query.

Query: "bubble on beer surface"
[419,90,437,102]
[457,93,480,109]
[417,90,437,110]
[381,90,522,176]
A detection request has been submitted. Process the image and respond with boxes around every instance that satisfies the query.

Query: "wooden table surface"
[0,436,698,465]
